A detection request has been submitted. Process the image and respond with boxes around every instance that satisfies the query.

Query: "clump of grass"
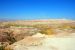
[0,44,5,50]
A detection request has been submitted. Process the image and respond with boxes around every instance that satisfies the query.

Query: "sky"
[0,0,75,20]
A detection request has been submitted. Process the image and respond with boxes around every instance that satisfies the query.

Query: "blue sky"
[0,0,75,20]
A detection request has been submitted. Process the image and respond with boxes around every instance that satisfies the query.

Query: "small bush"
[0,45,4,50]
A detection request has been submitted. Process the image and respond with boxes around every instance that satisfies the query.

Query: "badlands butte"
[0,19,75,50]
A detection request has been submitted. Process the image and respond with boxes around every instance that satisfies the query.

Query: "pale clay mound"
[5,33,75,50]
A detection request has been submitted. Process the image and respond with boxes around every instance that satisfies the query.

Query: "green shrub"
[0,45,4,50]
